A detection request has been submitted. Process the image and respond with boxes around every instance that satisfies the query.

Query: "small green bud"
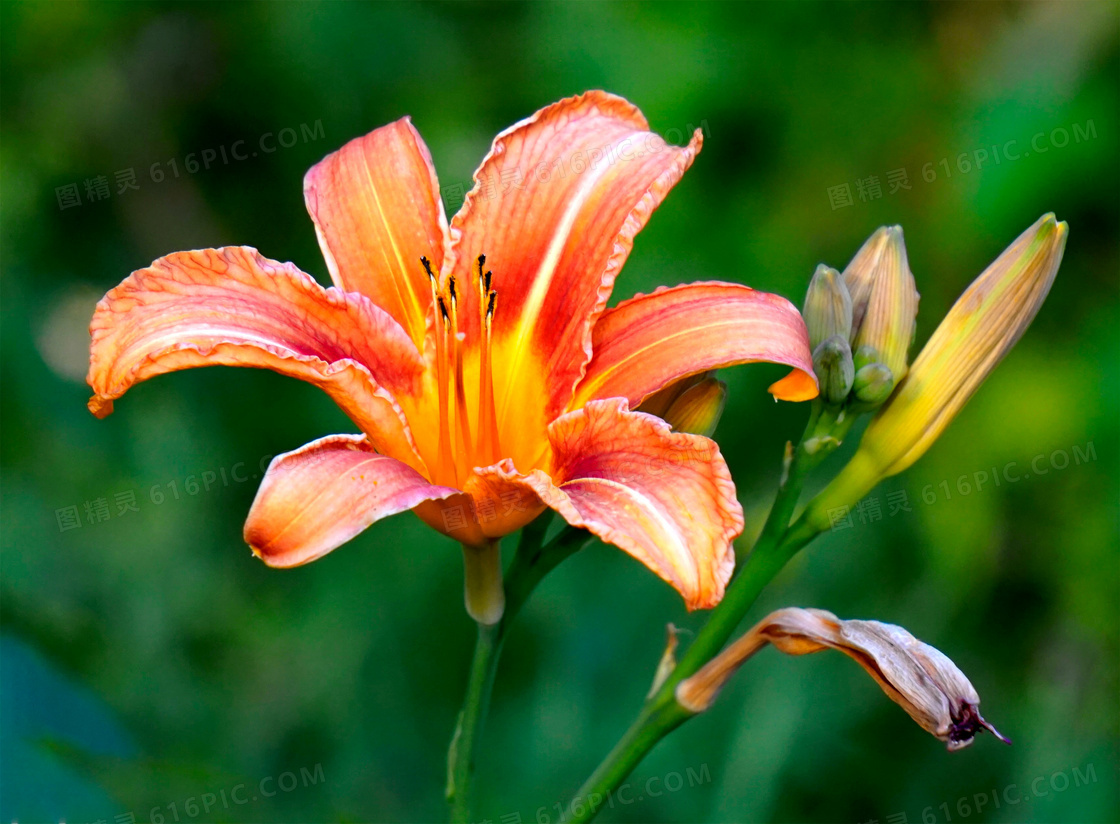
[853,343,879,373]
[852,362,895,405]
[803,264,853,351]
[812,334,854,404]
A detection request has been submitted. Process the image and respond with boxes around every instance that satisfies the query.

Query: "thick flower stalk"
[86,91,818,616]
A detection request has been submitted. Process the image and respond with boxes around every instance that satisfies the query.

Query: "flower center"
[421,254,501,486]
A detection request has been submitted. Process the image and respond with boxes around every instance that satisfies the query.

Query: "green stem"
[448,621,500,823]
[561,403,855,823]
[560,523,815,823]
[560,697,693,821]
[447,521,593,822]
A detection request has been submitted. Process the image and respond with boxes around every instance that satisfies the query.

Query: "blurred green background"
[2,1,1117,822]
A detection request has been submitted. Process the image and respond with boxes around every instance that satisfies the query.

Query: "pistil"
[448,277,473,471]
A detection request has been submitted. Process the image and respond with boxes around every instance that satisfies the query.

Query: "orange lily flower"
[87,92,816,610]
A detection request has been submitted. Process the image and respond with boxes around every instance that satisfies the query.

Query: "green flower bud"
[843,226,920,384]
[812,334,854,405]
[803,264,853,351]
[852,343,879,373]
[852,362,894,405]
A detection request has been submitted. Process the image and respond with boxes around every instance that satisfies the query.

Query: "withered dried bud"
[676,607,1009,751]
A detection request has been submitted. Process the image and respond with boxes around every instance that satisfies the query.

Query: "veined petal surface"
[573,282,818,409]
[468,399,742,610]
[245,435,458,567]
[304,117,449,348]
[87,246,428,472]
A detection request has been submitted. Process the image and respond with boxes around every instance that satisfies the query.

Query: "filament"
[421,254,501,485]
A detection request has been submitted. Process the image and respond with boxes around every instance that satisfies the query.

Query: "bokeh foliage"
[1,2,1117,822]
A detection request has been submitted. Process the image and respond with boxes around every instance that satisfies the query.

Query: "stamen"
[477,289,501,462]
[434,295,455,485]
[423,253,504,480]
[448,278,473,469]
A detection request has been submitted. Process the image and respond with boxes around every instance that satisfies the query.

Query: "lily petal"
[573,282,818,409]
[445,91,702,463]
[245,435,459,567]
[468,398,742,610]
[304,117,449,347]
[87,246,428,473]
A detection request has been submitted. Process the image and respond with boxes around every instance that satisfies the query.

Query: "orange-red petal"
[469,398,742,610]
[87,246,428,473]
[573,282,818,409]
[245,435,458,567]
[304,117,449,347]
[444,91,703,459]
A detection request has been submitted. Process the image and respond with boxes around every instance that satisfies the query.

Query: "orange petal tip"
[88,396,114,418]
[768,368,819,402]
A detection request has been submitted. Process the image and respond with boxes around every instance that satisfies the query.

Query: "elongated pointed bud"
[843,226,920,387]
[676,607,1009,751]
[852,362,894,405]
[638,371,727,437]
[664,378,728,436]
[803,265,853,351]
[805,214,1067,529]
[812,335,854,404]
